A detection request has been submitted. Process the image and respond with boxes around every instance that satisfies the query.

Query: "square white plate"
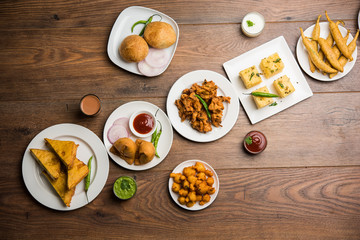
[107,6,179,76]
[223,36,313,124]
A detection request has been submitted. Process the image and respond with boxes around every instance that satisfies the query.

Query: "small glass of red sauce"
[80,94,101,116]
[129,110,156,138]
[243,130,267,154]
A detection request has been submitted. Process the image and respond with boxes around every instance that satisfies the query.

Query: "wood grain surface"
[0,0,359,239]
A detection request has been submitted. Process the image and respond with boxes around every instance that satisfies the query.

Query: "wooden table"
[1,1,359,239]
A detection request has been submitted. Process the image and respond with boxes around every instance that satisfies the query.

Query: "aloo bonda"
[144,22,176,49]
[119,35,149,62]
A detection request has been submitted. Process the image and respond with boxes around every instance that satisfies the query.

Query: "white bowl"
[241,12,265,37]
[129,110,157,138]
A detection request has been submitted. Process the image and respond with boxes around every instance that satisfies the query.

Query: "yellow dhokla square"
[273,75,295,98]
[239,65,262,89]
[252,86,274,109]
[259,53,284,79]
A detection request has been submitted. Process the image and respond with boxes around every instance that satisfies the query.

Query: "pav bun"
[144,22,176,49]
[119,35,149,62]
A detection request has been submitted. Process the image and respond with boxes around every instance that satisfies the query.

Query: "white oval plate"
[107,6,179,77]
[103,101,173,171]
[166,70,239,142]
[168,160,219,211]
[22,124,109,211]
[296,22,357,81]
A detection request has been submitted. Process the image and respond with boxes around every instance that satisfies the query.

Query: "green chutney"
[113,176,137,200]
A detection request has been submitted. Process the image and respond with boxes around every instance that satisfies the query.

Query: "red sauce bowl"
[129,110,157,138]
[243,130,267,154]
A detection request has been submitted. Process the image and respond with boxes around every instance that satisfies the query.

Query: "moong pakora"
[174,80,230,133]
[170,162,215,207]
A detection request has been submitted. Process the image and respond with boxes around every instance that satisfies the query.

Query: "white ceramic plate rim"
[22,123,109,211]
[107,6,179,77]
[103,101,173,171]
[223,36,313,124]
[168,160,219,211]
[166,70,240,142]
[296,22,357,81]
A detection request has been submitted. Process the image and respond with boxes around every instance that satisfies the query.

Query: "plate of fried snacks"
[296,12,358,81]
[223,36,313,124]
[166,70,239,142]
[169,160,219,211]
[103,101,173,171]
[107,6,179,77]
[22,124,109,211]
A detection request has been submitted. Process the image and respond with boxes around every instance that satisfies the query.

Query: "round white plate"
[103,101,173,170]
[107,6,179,77]
[168,160,219,211]
[296,22,357,81]
[22,123,109,211]
[166,70,239,142]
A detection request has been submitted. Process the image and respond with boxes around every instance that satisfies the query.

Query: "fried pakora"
[170,162,216,208]
[175,79,231,133]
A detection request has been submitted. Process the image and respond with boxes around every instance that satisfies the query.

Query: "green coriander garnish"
[269,102,278,106]
[246,20,255,27]
[273,58,281,63]
[278,82,284,88]
[249,72,255,80]
[245,136,252,145]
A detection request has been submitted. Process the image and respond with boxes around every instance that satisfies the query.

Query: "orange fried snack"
[45,138,78,169]
[175,80,230,133]
[170,162,216,207]
[67,158,89,189]
[42,170,75,207]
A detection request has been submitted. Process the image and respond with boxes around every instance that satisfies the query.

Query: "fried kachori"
[144,21,176,49]
[119,35,149,62]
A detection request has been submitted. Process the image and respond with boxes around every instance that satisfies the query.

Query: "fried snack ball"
[200,194,211,205]
[119,35,149,62]
[206,177,214,186]
[178,188,189,197]
[188,191,197,202]
[197,172,206,181]
[187,175,197,185]
[144,21,176,49]
[182,179,190,189]
[186,201,195,208]
[170,173,185,184]
[194,162,206,173]
[172,182,181,193]
[183,166,196,177]
[207,187,216,195]
[178,196,186,205]
[205,169,213,177]
[197,181,210,195]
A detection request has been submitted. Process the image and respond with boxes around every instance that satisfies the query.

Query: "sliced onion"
[138,60,165,77]
[113,117,129,126]
[107,125,129,144]
[145,48,171,68]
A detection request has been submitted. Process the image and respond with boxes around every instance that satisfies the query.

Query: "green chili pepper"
[195,94,211,120]
[244,92,279,98]
[152,120,162,158]
[131,20,147,33]
[85,156,93,191]
[131,14,162,36]
[151,127,157,143]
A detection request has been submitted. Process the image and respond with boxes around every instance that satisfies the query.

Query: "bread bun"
[144,22,176,49]
[119,35,149,62]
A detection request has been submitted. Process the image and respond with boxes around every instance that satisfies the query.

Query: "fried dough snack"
[170,162,215,207]
[175,80,230,133]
